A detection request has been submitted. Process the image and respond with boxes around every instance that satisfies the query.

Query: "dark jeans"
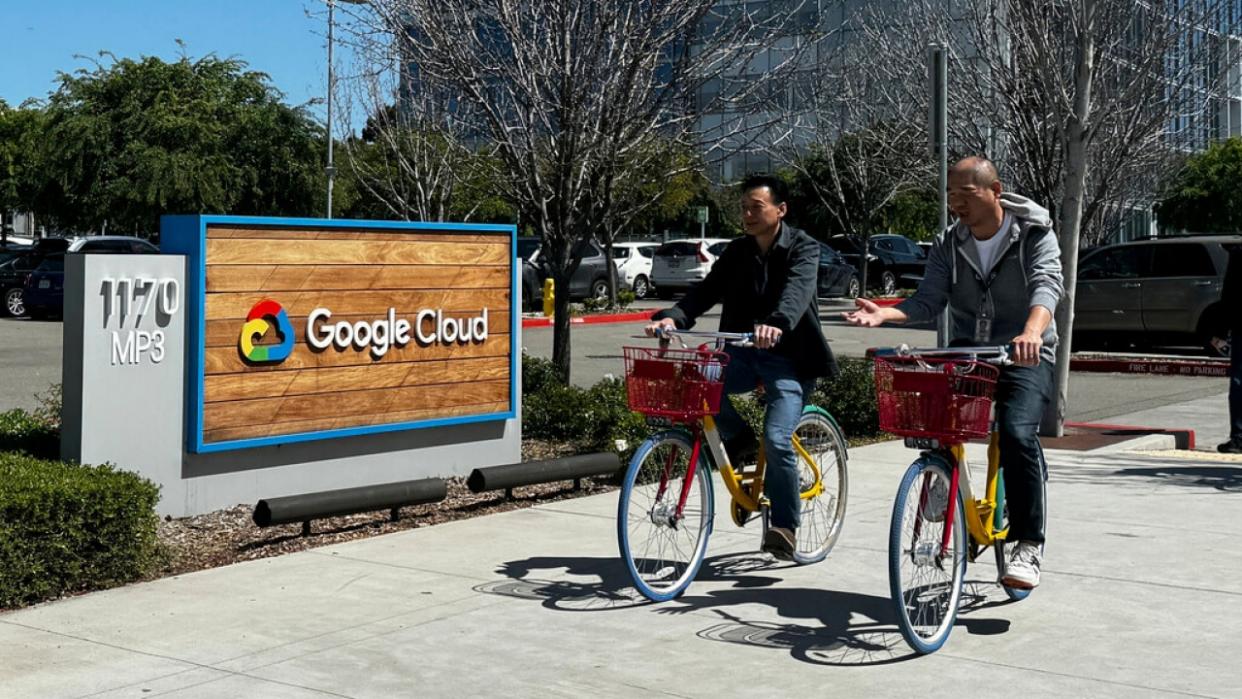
[995,361,1055,544]
[713,346,815,531]
[1230,345,1242,444]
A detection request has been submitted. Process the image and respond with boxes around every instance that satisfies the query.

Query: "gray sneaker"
[762,527,796,561]
[1001,541,1042,589]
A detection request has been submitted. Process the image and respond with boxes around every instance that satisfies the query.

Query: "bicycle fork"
[652,426,704,529]
[911,453,962,567]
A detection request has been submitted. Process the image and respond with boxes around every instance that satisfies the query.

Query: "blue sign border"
[161,214,518,454]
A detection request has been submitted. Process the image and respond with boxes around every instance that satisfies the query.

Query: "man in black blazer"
[647,175,837,559]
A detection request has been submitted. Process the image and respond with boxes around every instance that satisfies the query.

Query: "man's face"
[947,172,1001,228]
[740,187,786,236]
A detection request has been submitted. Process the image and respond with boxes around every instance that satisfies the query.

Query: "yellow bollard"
[542,277,555,317]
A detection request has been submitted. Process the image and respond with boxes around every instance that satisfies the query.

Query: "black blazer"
[652,223,838,379]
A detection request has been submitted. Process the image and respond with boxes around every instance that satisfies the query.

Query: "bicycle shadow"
[473,553,1016,666]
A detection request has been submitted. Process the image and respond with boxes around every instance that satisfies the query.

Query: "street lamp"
[326,0,366,219]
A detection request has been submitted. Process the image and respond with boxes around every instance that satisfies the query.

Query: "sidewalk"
[4,431,1240,697]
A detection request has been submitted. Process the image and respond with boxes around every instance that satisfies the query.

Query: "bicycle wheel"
[992,470,1033,602]
[888,456,966,654]
[617,430,714,602]
[789,407,849,565]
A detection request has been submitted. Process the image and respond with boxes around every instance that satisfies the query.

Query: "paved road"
[0,316,62,412]
[5,437,1238,697]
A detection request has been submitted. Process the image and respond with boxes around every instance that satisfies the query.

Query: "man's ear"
[990,180,1003,197]
[777,201,788,218]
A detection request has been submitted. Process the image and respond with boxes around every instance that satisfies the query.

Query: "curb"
[521,311,651,329]
[1086,432,1177,454]
[1069,356,1229,377]
[1064,421,1196,450]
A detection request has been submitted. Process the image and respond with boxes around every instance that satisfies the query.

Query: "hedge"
[0,409,61,460]
[0,451,161,609]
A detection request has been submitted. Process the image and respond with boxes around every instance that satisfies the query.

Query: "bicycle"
[616,328,849,602]
[871,344,1032,654]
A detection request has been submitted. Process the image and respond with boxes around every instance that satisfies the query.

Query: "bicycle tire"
[789,407,849,565]
[617,430,714,602]
[888,455,966,654]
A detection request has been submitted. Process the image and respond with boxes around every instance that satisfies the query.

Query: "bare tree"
[855,0,1240,434]
[357,0,804,381]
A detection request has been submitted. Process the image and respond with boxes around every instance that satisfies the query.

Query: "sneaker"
[1001,541,1042,589]
[762,526,796,561]
[1218,441,1242,454]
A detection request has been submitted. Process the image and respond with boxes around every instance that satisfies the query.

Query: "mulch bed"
[148,439,616,580]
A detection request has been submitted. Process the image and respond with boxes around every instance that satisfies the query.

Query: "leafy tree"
[33,54,324,234]
[1155,138,1242,233]
[0,100,46,241]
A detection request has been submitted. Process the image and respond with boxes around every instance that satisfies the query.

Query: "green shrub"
[0,452,160,609]
[522,373,646,463]
[811,357,880,439]
[0,409,60,460]
[616,289,636,309]
[521,353,562,397]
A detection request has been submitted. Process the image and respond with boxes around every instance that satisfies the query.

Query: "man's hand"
[645,318,676,338]
[843,298,888,328]
[753,324,782,349]
[1010,329,1043,366]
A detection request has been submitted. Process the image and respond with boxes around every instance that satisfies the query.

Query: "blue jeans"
[995,361,1055,544]
[714,346,815,531]
[1230,344,1242,444]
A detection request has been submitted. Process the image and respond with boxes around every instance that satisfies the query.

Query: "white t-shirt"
[973,212,1013,277]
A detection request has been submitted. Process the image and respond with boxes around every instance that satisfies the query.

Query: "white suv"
[651,238,731,299]
[611,242,659,298]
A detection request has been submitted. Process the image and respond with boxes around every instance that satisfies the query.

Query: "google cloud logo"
[239,299,295,363]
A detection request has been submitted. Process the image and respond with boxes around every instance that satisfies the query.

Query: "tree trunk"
[604,238,618,304]
[1042,0,1096,437]
[551,271,573,384]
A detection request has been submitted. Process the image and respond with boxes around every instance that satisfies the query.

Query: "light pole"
[326,0,365,219]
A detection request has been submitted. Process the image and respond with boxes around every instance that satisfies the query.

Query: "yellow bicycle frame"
[951,432,1010,547]
[701,412,824,515]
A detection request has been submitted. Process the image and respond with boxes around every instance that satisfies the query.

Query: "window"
[638,246,656,259]
[707,242,729,256]
[516,238,540,261]
[1148,243,1216,277]
[612,247,630,259]
[36,255,64,272]
[656,242,699,257]
[873,238,896,252]
[1078,246,1150,280]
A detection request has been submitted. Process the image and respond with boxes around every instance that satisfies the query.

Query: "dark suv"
[825,233,926,295]
[519,239,613,302]
[1075,235,1240,355]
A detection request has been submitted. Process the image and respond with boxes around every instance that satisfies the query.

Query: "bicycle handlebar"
[868,344,1013,365]
[648,327,757,349]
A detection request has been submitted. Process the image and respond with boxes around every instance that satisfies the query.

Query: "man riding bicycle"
[844,156,1063,589]
[646,174,837,560]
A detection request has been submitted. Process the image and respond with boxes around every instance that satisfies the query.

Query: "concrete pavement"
[4,432,1240,698]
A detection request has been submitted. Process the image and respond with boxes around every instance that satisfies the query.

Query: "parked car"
[651,238,731,299]
[611,242,660,299]
[825,233,926,295]
[518,238,613,301]
[20,236,159,319]
[1074,235,1241,355]
[516,238,543,311]
[817,243,861,298]
[0,248,40,317]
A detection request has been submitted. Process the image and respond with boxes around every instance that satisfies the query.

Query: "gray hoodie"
[896,192,1065,362]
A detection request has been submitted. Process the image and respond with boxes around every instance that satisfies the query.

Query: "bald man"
[845,156,1064,590]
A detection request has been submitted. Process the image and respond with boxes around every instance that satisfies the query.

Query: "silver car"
[651,238,731,299]
[1075,235,1240,355]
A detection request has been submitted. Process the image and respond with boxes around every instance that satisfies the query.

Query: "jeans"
[713,346,815,531]
[1230,344,1242,444]
[994,360,1055,544]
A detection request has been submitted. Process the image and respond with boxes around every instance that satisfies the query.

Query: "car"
[610,241,660,299]
[817,243,861,298]
[20,236,159,319]
[825,233,927,295]
[651,238,731,299]
[0,248,40,317]
[1074,235,1241,355]
[517,237,613,302]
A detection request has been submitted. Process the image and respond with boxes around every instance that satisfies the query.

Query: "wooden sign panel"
[162,216,516,453]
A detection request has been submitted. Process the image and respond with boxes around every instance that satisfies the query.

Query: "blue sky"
[2,1,357,127]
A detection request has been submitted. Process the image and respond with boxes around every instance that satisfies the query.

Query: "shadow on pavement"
[475,552,1019,666]
[1109,465,1242,492]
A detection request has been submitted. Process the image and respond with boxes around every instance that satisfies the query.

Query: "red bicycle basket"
[623,346,729,422]
[874,357,999,440]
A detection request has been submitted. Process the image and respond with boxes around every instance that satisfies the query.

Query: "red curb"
[1069,357,1229,378]
[521,311,651,328]
[1064,421,1196,450]
[869,298,904,307]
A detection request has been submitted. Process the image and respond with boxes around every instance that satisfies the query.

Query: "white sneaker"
[1001,541,1042,589]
